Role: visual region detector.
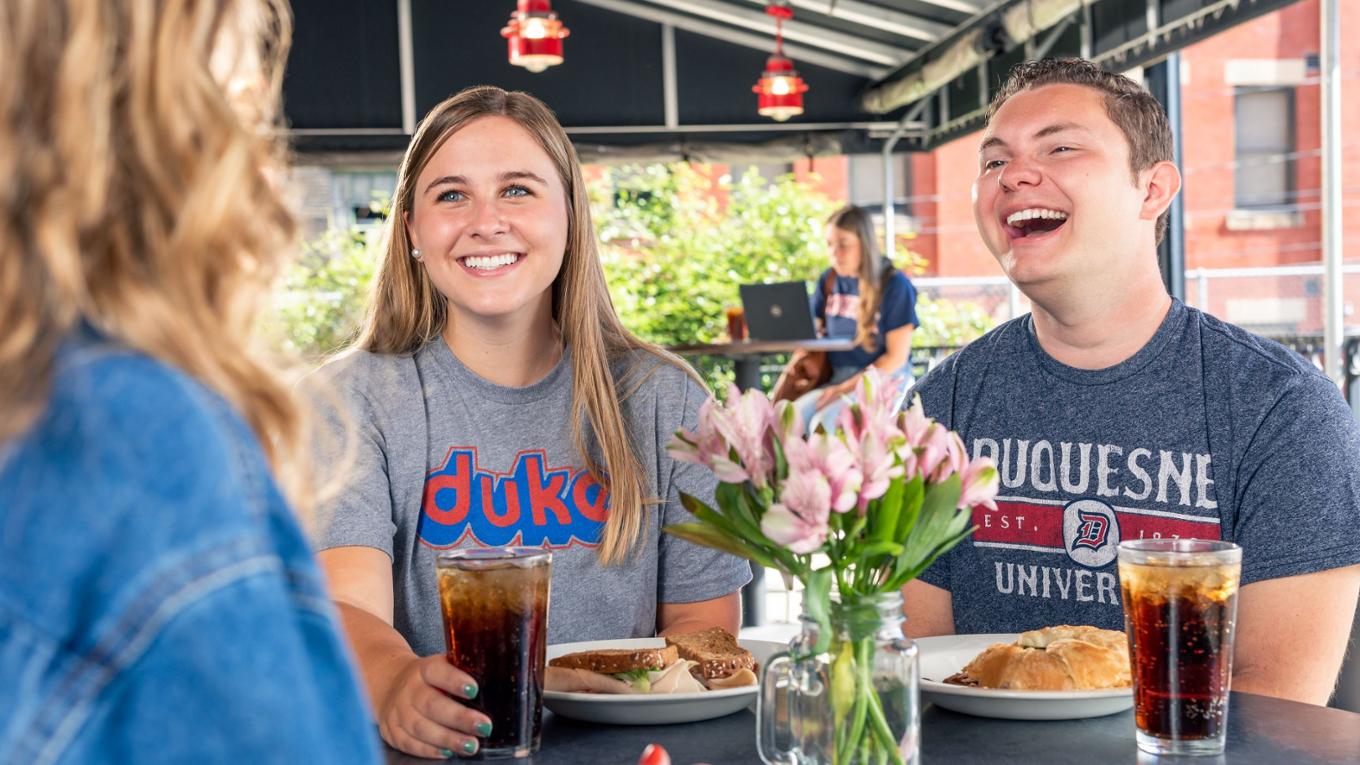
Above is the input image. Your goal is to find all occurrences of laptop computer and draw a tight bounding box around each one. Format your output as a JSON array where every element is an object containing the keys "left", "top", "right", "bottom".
[{"left": 739, "top": 281, "right": 818, "bottom": 341}]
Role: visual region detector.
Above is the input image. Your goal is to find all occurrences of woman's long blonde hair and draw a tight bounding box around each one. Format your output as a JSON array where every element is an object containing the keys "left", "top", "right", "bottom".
[
  {"left": 829, "top": 205, "right": 891, "bottom": 352},
  {"left": 0, "top": 0, "right": 313, "bottom": 510},
  {"left": 355, "top": 86, "right": 695, "bottom": 564}
]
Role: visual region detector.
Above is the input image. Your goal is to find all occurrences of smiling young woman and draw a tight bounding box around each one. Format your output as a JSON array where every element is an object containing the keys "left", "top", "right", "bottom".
[
  {"left": 789, "top": 204, "right": 920, "bottom": 434},
  {"left": 310, "top": 86, "right": 752, "bottom": 759}
]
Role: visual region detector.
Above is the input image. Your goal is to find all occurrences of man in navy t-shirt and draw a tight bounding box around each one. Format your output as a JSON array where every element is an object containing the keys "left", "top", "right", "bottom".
[{"left": 906, "top": 59, "right": 1360, "bottom": 706}]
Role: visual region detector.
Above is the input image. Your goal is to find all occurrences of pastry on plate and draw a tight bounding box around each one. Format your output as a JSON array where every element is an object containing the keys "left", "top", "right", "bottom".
[{"left": 943, "top": 625, "right": 1131, "bottom": 691}]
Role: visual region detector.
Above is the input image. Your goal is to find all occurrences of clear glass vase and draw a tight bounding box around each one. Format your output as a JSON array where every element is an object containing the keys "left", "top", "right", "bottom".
[{"left": 757, "top": 592, "right": 920, "bottom": 765}]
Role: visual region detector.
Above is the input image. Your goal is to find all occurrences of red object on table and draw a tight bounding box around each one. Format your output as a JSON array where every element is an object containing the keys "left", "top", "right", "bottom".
[{"left": 638, "top": 743, "right": 672, "bottom": 765}]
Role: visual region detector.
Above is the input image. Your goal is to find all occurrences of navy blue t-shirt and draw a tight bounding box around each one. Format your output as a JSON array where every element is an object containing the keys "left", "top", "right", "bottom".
[
  {"left": 911, "top": 300, "right": 1360, "bottom": 634},
  {"left": 811, "top": 266, "right": 919, "bottom": 370}
]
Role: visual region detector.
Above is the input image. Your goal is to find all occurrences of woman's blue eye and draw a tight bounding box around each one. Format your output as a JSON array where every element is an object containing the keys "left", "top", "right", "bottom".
[
  {"left": 504, "top": 185, "right": 530, "bottom": 198},
  {"left": 437, "top": 189, "right": 465, "bottom": 202}
]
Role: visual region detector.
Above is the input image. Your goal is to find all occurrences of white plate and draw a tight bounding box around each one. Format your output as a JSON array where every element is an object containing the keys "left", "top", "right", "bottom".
[
  {"left": 543, "top": 638, "right": 784, "bottom": 725},
  {"left": 917, "top": 633, "right": 1133, "bottom": 721}
]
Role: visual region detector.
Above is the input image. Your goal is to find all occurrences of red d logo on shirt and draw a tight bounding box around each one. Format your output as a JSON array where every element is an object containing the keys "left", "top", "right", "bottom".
[{"left": 1062, "top": 499, "right": 1120, "bottom": 568}]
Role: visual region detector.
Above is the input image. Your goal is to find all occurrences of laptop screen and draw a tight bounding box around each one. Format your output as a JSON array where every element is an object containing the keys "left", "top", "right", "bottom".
[{"left": 739, "top": 281, "right": 817, "bottom": 341}]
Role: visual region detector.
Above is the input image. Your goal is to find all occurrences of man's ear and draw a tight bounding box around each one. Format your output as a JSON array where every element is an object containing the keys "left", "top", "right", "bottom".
[{"left": 1140, "top": 160, "right": 1182, "bottom": 223}]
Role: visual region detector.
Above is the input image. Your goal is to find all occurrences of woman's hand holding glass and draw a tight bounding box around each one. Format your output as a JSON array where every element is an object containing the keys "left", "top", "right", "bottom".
[{"left": 378, "top": 654, "right": 493, "bottom": 759}]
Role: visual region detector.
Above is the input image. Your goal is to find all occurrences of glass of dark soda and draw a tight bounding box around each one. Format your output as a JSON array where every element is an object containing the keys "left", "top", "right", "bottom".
[
  {"left": 435, "top": 548, "right": 552, "bottom": 759},
  {"left": 1118, "top": 539, "right": 1241, "bottom": 756}
]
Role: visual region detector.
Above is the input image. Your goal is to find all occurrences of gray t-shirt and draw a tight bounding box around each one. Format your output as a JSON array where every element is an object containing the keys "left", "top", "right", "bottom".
[
  {"left": 313, "top": 341, "right": 751, "bottom": 657},
  {"left": 912, "top": 300, "right": 1360, "bottom": 634}
]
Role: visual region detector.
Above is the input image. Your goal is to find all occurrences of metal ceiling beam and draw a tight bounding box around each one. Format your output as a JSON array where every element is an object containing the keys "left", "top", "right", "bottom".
[
  {"left": 912, "top": 0, "right": 988, "bottom": 16},
  {"left": 396, "top": 0, "right": 416, "bottom": 134},
  {"left": 573, "top": 0, "right": 890, "bottom": 78},
  {"left": 731, "top": 0, "right": 952, "bottom": 44},
  {"left": 643, "top": 0, "right": 911, "bottom": 66},
  {"left": 565, "top": 120, "right": 919, "bottom": 134}
]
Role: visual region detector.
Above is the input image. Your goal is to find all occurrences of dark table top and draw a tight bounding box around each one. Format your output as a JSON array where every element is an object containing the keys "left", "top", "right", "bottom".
[
  {"left": 666, "top": 338, "right": 856, "bottom": 357},
  {"left": 386, "top": 692, "right": 1360, "bottom": 765}
]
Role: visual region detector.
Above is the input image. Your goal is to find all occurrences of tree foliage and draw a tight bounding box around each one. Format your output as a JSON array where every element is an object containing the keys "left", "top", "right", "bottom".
[
  {"left": 592, "top": 164, "right": 836, "bottom": 348},
  {"left": 272, "top": 223, "right": 380, "bottom": 362}
]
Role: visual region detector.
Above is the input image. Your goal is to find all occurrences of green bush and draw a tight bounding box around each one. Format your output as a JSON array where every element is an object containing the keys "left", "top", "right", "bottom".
[
  {"left": 272, "top": 223, "right": 380, "bottom": 362},
  {"left": 912, "top": 296, "right": 995, "bottom": 348}
]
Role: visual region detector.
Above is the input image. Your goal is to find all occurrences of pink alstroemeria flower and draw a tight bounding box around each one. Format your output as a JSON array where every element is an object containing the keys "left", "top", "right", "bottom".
[
  {"left": 898, "top": 395, "right": 933, "bottom": 449},
  {"left": 761, "top": 466, "right": 831, "bottom": 554},
  {"left": 707, "top": 385, "right": 777, "bottom": 490},
  {"left": 853, "top": 422, "right": 905, "bottom": 510},
  {"left": 784, "top": 431, "right": 862, "bottom": 514},
  {"left": 959, "top": 457, "right": 1000, "bottom": 511},
  {"left": 915, "top": 422, "right": 956, "bottom": 482},
  {"left": 667, "top": 397, "right": 748, "bottom": 485},
  {"left": 931, "top": 431, "right": 968, "bottom": 484}
]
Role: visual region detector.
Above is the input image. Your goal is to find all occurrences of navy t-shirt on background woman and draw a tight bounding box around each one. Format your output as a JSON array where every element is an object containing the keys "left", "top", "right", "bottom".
[{"left": 811, "top": 266, "right": 920, "bottom": 372}]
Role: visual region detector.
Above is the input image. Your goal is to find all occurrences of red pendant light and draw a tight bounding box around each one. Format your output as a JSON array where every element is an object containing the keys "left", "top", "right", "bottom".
[
  {"left": 501, "top": 0, "right": 570, "bottom": 73},
  {"left": 753, "top": 2, "right": 808, "bottom": 121}
]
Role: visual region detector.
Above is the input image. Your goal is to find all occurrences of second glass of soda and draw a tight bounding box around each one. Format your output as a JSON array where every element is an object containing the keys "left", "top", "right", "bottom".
[{"left": 1118, "top": 538, "right": 1241, "bottom": 756}]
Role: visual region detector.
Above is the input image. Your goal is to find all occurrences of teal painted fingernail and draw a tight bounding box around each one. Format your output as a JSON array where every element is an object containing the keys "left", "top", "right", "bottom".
[
  {"left": 462, "top": 740, "right": 478, "bottom": 754},
  {"left": 439, "top": 749, "right": 454, "bottom": 758},
  {"left": 475, "top": 721, "right": 493, "bottom": 736},
  {"left": 463, "top": 683, "right": 478, "bottom": 699}
]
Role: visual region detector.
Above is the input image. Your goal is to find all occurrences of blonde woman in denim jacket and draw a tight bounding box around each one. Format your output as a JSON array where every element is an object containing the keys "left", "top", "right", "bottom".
[{"left": 0, "top": 2, "right": 379, "bottom": 763}]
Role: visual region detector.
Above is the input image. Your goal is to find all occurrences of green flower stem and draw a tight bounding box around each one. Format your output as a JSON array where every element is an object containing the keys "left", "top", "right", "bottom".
[
  {"left": 859, "top": 629, "right": 905, "bottom": 765},
  {"left": 835, "top": 637, "right": 883, "bottom": 765},
  {"left": 865, "top": 679, "right": 905, "bottom": 765},
  {"left": 829, "top": 635, "right": 906, "bottom": 765}
]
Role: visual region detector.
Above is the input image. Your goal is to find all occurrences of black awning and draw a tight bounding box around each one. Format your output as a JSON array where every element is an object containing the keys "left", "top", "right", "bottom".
[{"left": 283, "top": 0, "right": 1302, "bottom": 159}]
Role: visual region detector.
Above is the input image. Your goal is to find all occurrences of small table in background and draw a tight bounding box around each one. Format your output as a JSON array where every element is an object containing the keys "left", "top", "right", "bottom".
[
  {"left": 665, "top": 337, "right": 855, "bottom": 627},
  {"left": 666, "top": 337, "right": 855, "bottom": 392}
]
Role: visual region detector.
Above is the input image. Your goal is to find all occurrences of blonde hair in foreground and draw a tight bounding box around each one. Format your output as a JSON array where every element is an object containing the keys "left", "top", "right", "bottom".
[
  {"left": 0, "top": 0, "right": 314, "bottom": 513},
  {"left": 356, "top": 86, "right": 697, "bottom": 564}
]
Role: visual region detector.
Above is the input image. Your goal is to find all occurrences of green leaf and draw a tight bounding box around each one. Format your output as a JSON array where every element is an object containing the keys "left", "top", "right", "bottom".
[
  {"left": 717, "top": 483, "right": 761, "bottom": 536},
  {"left": 771, "top": 429, "right": 789, "bottom": 482},
  {"left": 610, "top": 668, "right": 653, "bottom": 692},
  {"left": 679, "top": 492, "right": 719, "bottom": 520},
  {"left": 714, "top": 481, "right": 745, "bottom": 516},
  {"left": 843, "top": 511, "right": 869, "bottom": 546},
  {"left": 662, "top": 523, "right": 779, "bottom": 570},
  {"left": 869, "top": 477, "right": 906, "bottom": 544},
  {"left": 885, "top": 523, "right": 976, "bottom": 590},
  {"left": 679, "top": 493, "right": 745, "bottom": 538},
  {"left": 859, "top": 541, "right": 904, "bottom": 559},
  {"left": 893, "top": 475, "right": 925, "bottom": 545},
  {"left": 913, "top": 475, "right": 963, "bottom": 545},
  {"left": 803, "top": 568, "right": 833, "bottom": 654}
]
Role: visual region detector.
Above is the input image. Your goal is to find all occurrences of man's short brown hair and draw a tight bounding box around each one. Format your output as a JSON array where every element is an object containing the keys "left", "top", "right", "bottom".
[{"left": 988, "top": 58, "right": 1175, "bottom": 243}]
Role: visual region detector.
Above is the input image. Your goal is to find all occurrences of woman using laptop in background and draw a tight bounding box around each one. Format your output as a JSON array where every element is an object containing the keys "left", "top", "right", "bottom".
[
  {"left": 312, "top": 85, "right": 751, "bottom": 759},
  {"left": 793, "top": 204, "right": 920, "bottom": 432},
  {"left": 0, "top": 1, "right": 379, "bottom": 762}
]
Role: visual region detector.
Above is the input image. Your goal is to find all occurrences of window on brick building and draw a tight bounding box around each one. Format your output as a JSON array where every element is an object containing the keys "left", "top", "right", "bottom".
[
  {"left": 753, "top": 162, "right": 794, "bottom": 182},
  {"left": 848, "top": 153, "right": 911, "bottom": 217},
  {"left": 1233, "top": 86, "right": 1295, "bottom": 211}
]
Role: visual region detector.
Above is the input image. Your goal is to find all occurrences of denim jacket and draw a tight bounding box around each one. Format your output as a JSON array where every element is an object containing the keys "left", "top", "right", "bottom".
[{"left": 0, "top": 331, "right": 381, "bottom": 764}]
